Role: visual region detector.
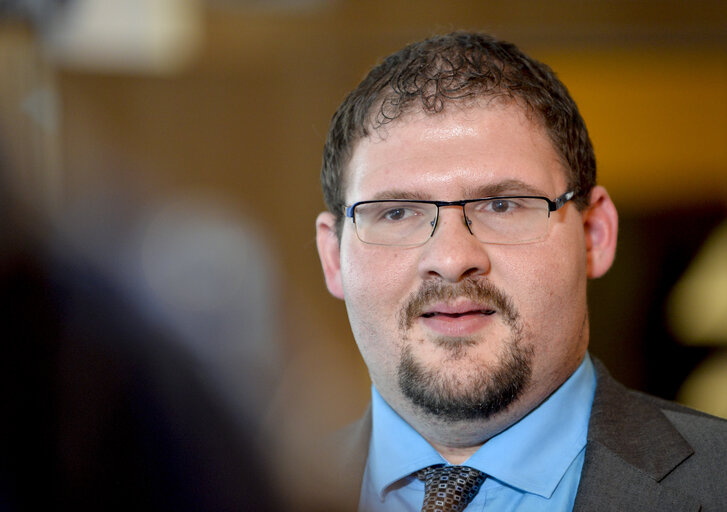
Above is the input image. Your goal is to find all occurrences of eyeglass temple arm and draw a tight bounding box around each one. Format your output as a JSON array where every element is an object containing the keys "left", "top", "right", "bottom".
[{"left": 553, "top": 191, "right": 575, "bottom": 211}]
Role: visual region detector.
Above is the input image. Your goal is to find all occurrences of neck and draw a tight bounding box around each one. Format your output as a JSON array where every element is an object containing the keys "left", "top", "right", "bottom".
[
  {"left": 397, "top": 397, "right": 537, "bottom": 465},
  {"left": 429, "top": 440, "right": 483, "bottom": 465}
]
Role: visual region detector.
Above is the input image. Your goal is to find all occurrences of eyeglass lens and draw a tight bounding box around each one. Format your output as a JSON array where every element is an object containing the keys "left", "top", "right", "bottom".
[{"left": 353, "top": 197, "right": 551, "bottom": 246}]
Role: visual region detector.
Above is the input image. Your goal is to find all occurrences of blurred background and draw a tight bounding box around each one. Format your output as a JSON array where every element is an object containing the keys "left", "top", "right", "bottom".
[{"left": 1, "top": 0, "right": 726, "bottom": 509}]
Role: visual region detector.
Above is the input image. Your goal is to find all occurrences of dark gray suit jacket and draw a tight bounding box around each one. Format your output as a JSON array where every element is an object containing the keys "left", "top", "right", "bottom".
[{"left": 325, "top": 360, "right": 727, "bottom": 511}]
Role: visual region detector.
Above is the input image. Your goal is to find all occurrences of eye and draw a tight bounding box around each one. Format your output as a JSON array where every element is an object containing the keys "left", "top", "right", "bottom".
[
  {"left": 382, "top": 207, "right": 415, "bottom": 221},
  {"left": 470, "top": 198, "right": 526, "bottom": 217},
  {"left": 490, "top": 199, "right": 513, "bottom": 213},
  {"left": 476, "top": 198, "right": 521, "bottom": 214},
  {"left": 355, "top": 201, "right": 430, "bottom": 225}
]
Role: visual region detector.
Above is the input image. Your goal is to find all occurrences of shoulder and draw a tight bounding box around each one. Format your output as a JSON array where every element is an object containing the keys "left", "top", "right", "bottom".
[
  {"left": 630, "top": 387, "right": 727, "bottom": 501},
  {"left": 329, "top": 405, "right": 372, "bottom": 471},
  {"left": 632, "top": 386, "right": 727, "bottom": 438},
  {"left": 576, "top": 359, "right": 727, "bottom": 511},
  {"left": 592, "top": 360, "right": 727, "bottom": 448},
  {"left": 308, "top": 406, "right": 372, "bottom": 511}
]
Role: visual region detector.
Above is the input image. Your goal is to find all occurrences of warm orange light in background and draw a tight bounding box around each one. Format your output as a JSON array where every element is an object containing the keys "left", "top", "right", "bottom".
[{"left": 547, "top": 48, "right": 727, "bottom": 209}]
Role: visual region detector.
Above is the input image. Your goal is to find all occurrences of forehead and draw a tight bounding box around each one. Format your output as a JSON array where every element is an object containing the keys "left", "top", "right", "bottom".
[{"left": 345, "top": 103, "right": 567, "bottom": 201}]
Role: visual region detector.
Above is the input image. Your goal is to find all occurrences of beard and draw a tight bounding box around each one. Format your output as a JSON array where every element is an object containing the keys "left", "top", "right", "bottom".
[{"left": 397, "top": 279, "right": 534, "bottom": 422}]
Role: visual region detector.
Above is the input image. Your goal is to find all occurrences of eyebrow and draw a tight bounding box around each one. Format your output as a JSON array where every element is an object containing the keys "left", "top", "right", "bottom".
[
  {"left": 370, "top": 190, "right": 431, "bottom": 201},
  {"left": 368, "top": 179, "right": 550, "bottom": 201},
  {"left": 463, "top": 180, "right": 548, "bottom": 198}
]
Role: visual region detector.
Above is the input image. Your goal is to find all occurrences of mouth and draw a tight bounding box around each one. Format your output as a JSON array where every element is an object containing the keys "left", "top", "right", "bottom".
[
  {"left": 400, "top": 280, "right": 516, "bottom": 334},
  {"left": 416, "top": 301, "right": 499, "bottom": 337},
  {"left": 421, "top": 309, "right": 496, "bottom": 319},
  {"left": 420, "top": 300, "right": 497, "bottom": 318}
]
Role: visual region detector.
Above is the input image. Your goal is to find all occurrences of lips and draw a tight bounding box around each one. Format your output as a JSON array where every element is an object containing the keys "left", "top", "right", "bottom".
[
  {"left": 421, "top": 309, "right": 496, "bottom": 319},
  {"left": 418, "top": 301, "right": 498, "bottom": 336},
  {"left": 420, "top": 301, "right": 497, "bottom": 318}
]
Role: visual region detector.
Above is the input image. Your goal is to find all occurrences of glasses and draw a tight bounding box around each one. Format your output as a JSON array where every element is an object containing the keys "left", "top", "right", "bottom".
[{"left": 345, "top": 191, "right": 574, "bottom": 247}]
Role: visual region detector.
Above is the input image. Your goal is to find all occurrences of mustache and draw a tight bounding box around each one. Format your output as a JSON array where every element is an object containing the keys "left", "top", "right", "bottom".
[{"left": 399, "top": 279, "right": 518, "bottom": 330}]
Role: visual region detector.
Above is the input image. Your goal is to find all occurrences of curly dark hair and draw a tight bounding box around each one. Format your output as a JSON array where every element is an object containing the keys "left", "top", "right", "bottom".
[{"left": 321, "top": 31, "right": 596, "bottom": 234}]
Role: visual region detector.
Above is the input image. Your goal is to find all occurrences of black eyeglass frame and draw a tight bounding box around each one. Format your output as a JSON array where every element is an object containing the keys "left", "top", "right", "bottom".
[{"left": 344, "top": 190, "right": 575, "bottom": 244}]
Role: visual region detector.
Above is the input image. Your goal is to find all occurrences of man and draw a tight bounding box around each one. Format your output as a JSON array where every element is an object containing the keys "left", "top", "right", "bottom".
[{"left": 315, "top": 32, "right": 727, "bottom": 511}]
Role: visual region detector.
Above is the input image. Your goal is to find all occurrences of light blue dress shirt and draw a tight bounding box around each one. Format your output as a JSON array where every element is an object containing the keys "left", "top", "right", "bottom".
[{"left": 358, "top": 354, "right": 596, "bottom": 511}]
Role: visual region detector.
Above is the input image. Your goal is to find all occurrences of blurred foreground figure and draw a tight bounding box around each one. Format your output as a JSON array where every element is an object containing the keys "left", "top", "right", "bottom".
[
  {"left": 314, "top": 32, "right": 727, "bottom": 511},
  {"left": 1, "top": 182, "right": 282, "bottom": 510}
]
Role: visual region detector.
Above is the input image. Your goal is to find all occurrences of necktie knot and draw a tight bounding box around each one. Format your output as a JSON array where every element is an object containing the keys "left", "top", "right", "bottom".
[{"left": 415, "top": 465, "right": 486, "bottom": 512}]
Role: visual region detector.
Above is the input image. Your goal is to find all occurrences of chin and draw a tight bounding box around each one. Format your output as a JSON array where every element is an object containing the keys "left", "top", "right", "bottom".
[{"left": 397, "top": 339, "right": 534, "bottom": 422}]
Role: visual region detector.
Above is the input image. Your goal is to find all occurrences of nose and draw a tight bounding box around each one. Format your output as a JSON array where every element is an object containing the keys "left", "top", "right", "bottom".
[{"left": 417, "top": 206, "right": 492, "bottom": 282}]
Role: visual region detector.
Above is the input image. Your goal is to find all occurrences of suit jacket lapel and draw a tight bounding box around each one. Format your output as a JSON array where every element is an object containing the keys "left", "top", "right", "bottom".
[{"left": 573, "top": 361, "right": 700, "bottom": 511}]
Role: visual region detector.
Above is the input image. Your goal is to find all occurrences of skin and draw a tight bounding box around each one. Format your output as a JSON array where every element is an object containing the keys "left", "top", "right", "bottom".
[{"left": 317, "top": 102, "right": 618, "bottom": 464}]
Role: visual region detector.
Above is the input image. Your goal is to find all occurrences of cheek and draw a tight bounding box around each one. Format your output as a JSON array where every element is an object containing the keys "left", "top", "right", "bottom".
[
  {"left": 499, "top": 243, "right": 588, "bottom": 341},
  {"left": 342, "top": 243, "right": 412, "bottom": 298},
  {"left": 339, "top": 244, "right": 421, "bottom": 383},
  {"left": 339, "top": 243, "right": 418, "bottom": 334}
]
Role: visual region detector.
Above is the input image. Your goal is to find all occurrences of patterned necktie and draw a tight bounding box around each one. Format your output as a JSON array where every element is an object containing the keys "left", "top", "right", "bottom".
[{"left": 416, "top": 465, "right": 486, "bottom": 512}]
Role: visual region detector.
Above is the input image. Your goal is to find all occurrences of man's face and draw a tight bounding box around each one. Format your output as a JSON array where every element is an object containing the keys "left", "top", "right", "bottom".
[{"left": 317, "top": 102, "right": 613, "bottom": 430}]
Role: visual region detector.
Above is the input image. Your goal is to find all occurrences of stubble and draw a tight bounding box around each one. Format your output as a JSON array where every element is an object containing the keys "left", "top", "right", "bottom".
[{"left": 397, "top": 279, "right": 534, "bottom": 422}]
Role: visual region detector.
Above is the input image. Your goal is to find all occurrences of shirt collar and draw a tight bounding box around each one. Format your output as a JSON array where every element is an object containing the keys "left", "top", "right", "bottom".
[{"left": 368, "top": 353, "right": 596, "bottom": 500}]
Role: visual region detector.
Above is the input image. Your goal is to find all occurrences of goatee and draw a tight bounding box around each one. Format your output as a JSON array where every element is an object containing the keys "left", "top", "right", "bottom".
[{"left": 397, "top": 279, "right": 533, "bottom": 422}]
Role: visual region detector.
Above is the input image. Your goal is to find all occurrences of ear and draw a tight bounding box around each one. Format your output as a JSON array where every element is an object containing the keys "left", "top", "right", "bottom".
[
  {"left": 316, "top": 211, "right": 345, "bottom": 299},
  {"left": 583, "top": 186, "right": 618, "bottom": 278}
]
